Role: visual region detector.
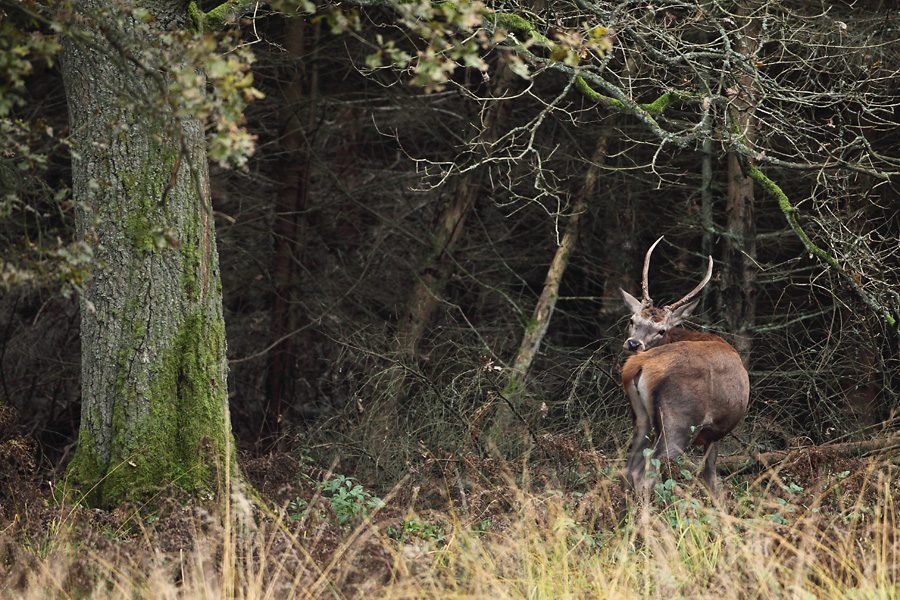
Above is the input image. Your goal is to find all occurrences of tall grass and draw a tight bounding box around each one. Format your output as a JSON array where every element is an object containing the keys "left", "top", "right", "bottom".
[{"left": 4, "top": 458, "right": 900, "bottom": 599}]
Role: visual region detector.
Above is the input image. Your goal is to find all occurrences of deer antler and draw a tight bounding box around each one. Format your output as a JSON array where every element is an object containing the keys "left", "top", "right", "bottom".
[
  {"left": 641, "top": 236, "right": 664, "bottom": 306},
  {"left": 664, "top": 255, "right": 713, "bottom": 311}
]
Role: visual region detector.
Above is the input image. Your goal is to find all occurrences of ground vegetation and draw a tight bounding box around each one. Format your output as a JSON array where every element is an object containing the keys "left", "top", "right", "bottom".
[{"left": 2, "top": 0, "right": 900, "bottom": 595}]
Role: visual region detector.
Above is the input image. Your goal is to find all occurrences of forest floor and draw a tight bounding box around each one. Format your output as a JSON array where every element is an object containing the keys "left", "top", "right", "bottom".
[{"left": 1, "top": 437, "right": 899, "bottom": 599}]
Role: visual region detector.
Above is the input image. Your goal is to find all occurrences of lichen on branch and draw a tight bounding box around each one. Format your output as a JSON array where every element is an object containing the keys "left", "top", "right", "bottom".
[
  {"left": 187, "top": 0, "right": 258, "bottom": 33},
  {"left": 743, "top": 161, "right": 898, "bottom": 333}
]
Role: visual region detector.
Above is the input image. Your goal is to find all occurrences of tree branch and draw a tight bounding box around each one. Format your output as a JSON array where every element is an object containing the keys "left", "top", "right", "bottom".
[{"left": 717, "top": 434, "right": 900, "bottom": 475}]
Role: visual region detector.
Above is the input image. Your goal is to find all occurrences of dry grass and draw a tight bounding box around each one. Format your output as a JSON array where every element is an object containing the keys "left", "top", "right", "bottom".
[{"left": 3, "top": 453, "right": 900, "bottom": 599}]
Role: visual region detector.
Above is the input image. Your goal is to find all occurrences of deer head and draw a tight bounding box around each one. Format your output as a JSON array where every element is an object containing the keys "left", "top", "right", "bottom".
[{"left": 619, "top": 236, "right": 713, "bottom": 353}]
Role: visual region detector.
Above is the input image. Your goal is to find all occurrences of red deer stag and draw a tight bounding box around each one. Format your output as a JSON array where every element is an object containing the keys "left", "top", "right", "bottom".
[{"left": 619, "top": 237, "right": 749, "bottom": 497}]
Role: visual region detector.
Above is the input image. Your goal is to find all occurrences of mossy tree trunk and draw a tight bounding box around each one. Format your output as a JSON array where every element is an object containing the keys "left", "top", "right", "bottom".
[{"left": 61, "top": 0, "right": 234, "bottom": 508}]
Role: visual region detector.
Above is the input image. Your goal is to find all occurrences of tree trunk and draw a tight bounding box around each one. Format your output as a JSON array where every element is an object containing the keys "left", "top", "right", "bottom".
[
  {"left": 507, "top": 132, "right": 612, "bottom": 389},
  {"left": 265, "top": 16, "right": 317, "bottom": 442},
  {"left": 721, "top": 14, "right": 758, "bottom": 366},
  {"left": 381, "top": 58, "right": 516, "bottom": 458},
  {"left": 61, "top": 0, "right": 233, "bottom": 507},
  {"left": 723, "top": 150, "right": 757, "bottom": 363},
  {"left": 699, "top": 137, "right": 714, "bottom": 315},
  {"left": 396, "top": 59, "right": 516, "bottom": 357},
  {"left": 396, "top": 175, "right": 479, "bottom": 357}
]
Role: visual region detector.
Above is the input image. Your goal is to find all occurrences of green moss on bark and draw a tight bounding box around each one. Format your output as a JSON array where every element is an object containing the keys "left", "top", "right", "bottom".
[
  {"left": 102, "top": 313, "right": 229, "bottom": 507},
  {"left": 120, "top": 141, "right": 179, "bottom": 254},
  {"left": 69, "top": 312, "right": 231, "bottom": 509},
  {"left": 493, "top": 13, "right": 535, "bottom": 36},
  {"left": 186, "top": 1, "right": 205, "bottom": 33},
  {"left": 62, "top": 0, "right": 235, "bottom": 511},
  {"left": 64, "top": 427, "right": 105, "bottom": 506},
  {"left": 187, "top": 0, "right": 255, "bottom": 33}
]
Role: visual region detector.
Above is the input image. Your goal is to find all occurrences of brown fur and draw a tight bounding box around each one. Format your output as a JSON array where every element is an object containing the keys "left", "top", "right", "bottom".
[
  {"left": 664, "top": 326, "right": 725, "bottom": 345},
  {"left": 621, "top": 334, "right": 749, "bottom": 497}
]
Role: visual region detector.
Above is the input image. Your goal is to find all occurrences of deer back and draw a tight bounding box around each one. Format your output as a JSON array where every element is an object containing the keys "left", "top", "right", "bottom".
[{"left": 622, "top": 338, "right": 749, "bottom": 446}]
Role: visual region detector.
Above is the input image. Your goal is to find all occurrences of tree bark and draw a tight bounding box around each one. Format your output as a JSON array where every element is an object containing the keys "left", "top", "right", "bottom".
[
  {"left": 61, "top": 0, "right": 233, "bottom": 507},
  {"left": 699, "top": 137, "right": 714, "bottom": 315},
  {"left": 721, "top": 14, "right": 758, "bottom": 366},
  {"left": 396, "top": 176, "right": 479, "bottom": 357},
  {"left": 723, "top": 150, "right": 757, "bottom": 363},
  {"left": 265, "top": 16, "right": 317, "bottom": 442}
]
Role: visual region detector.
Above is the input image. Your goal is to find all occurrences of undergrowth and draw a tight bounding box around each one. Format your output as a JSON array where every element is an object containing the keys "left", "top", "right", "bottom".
[{"left": 3, "top": 452, "right": 900, "bottom": 599}]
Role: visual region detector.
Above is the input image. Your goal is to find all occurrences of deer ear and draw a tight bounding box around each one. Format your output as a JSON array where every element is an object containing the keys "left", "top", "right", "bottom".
[
  {"left": 620, "top": 288, "right": 643, "bottom": 315},
  {"left": 668, "top": 297, "right": 700, "bottom": 325}
]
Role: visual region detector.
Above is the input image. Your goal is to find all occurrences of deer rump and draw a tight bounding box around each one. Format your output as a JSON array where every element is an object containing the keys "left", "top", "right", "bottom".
[{"left": 621, "top": 339, "right": 750, "bottom": 493}]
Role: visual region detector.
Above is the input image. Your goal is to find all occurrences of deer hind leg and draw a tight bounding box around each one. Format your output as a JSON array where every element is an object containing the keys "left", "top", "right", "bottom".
[
  {"left": 624, "top": 372, "right": 652, "bottom": 492},
  {"left": 700, "top": 440, "right": 720, "bottom": 496},
  {"left": 624, "top": 418, "right": 652, "bottom": 492},
  {"left": 638, "top": 423, "right": 693, "bottom": 496}
]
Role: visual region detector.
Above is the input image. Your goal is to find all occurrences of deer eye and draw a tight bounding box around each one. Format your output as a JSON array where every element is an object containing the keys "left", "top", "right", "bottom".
[{"left": 657, "top": 329, "right": 665, "bottom": 336}]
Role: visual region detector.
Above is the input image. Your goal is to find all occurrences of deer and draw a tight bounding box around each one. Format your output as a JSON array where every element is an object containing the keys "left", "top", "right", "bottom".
[{"left": 619, "top": 237, "right": 749, "bottom": 498}]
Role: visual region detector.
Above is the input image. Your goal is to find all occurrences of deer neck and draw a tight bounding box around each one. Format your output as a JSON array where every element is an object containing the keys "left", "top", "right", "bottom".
[{"left": 666, "top": 327, "right": 725, "bottom": 345}]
